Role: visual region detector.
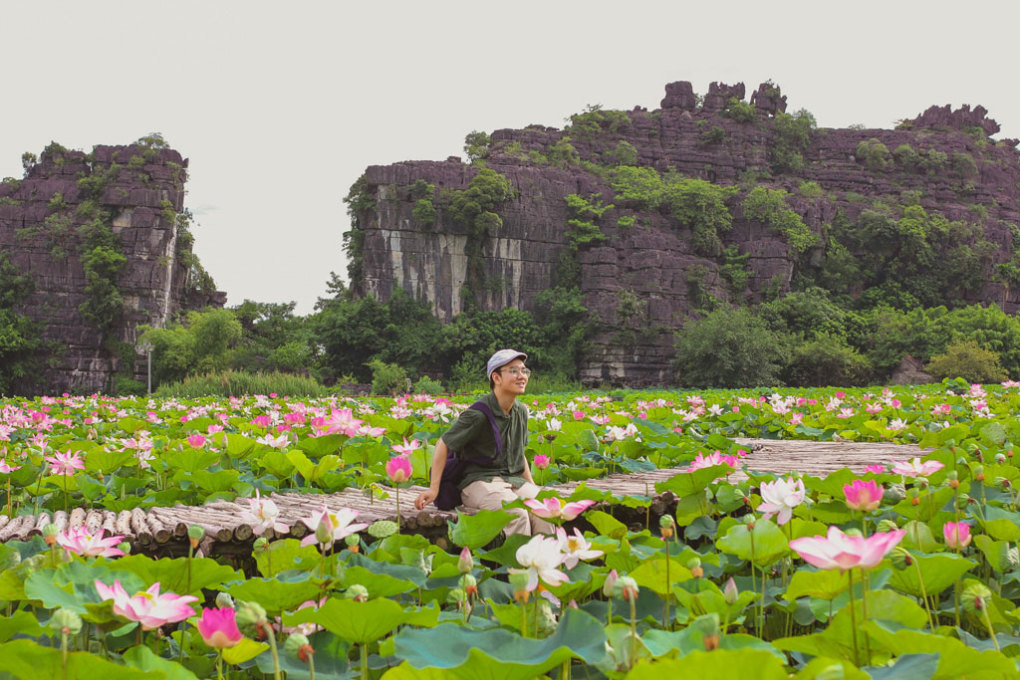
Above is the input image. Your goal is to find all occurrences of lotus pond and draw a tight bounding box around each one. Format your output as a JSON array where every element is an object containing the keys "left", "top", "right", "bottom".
[{"left": 1, "top": 380, "right": 1020, "bottom": 678}]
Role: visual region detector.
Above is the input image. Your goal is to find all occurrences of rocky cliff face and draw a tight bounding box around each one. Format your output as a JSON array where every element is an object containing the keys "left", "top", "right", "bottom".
[
  {"left": 347, "top": 81, "right": 1020, "bottom": 386},
  {"left": 0, "top": 142, "right": 223, "bottom": 394}
]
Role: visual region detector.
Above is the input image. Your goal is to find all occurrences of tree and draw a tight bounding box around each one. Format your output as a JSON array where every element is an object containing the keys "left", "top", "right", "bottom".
[
  {"left": 675, "top": 307, "right": 787, "bottom": 388},
  {"left": 927, "top": 340, "right": 1007, "bottom": 383}
]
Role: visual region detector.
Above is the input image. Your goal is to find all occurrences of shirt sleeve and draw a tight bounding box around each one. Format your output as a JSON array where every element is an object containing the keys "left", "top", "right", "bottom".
[{"left": 440, "top": 407, "right": 485, "bottom": 453}]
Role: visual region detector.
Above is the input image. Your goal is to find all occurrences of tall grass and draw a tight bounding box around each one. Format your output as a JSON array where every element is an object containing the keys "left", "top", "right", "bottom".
[{"left": 154, "top": 370, "right": 331, "bottom": 398}]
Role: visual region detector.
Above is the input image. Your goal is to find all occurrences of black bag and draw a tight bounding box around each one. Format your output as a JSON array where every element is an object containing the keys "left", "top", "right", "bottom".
[{"left": 435, "top": 401, "right": 503, "bottom": 510}]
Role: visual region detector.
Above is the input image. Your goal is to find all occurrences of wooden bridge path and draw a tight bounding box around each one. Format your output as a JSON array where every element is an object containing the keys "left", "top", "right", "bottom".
[{"left": 0, "top": 438, "right": 927, "bottom": 554}]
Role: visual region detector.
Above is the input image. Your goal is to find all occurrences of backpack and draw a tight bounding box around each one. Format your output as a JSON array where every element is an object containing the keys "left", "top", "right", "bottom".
[{"left": 434, "top": 401, "right": 503, "bottom": 511}]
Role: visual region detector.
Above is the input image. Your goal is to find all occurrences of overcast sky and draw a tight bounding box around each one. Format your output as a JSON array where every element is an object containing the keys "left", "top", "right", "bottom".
[{"left": 3, "top": 1, "right": 1018, "bottom": 315}]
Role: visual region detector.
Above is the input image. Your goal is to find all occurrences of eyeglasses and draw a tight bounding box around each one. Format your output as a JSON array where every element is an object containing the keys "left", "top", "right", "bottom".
[{"left": 500, "top": 367, "right": 532, "bottom": 377}]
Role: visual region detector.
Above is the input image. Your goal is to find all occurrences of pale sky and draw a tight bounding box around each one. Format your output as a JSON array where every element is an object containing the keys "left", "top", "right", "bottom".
[{"left": 3, "top": 1, "right": 1018, "bottom": 314}]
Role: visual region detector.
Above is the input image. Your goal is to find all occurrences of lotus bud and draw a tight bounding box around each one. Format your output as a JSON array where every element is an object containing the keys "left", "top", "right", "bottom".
[
  {"left": 284, "top": 633, "right": 314, "bottom": 663},
  {"left": 918, "top": 477, "right": 930, "bottom": 489},
  {"left": 235, "top": 600, "right": 268, "bottom": 636},
  {"left": 510, "top": 571, "right": 531, "bottom": 603},
  {"left": 947, "top": 471, "right": 959, "bottom": 489},
  {"left": 52, "top": 608, "right": 82, "bottom": 635},
  {"left": 546, "top": 432, "right": 557, "bottom": 442},
  {"left": 995, "top": 476, "right": 1011, "bottom": 490},
  {"left": 955, "top": 456, "right": 968, "bottom": 467},
  {"left": 43, "top": 524, "right": 60, "bottom": 546},
  {"left": 660, "top": 514, "right": 676, "bottom": 540},
  {"left": 694, "top": 613, "right": 720, "bottom": 651},
  {"left": 314, "top": 518, "right": 333, "bottom": 547},
  {"left": 962, "top": 582, "right": 992, "bottom": 614},
  {"left": 996, "top": 453, "right": 1007, "bottom": 465},
  {"left": 877, "top": 519, "right": 899, "bottom": 534},
  {"left": 974, "top": 465, "right": 985, "bottom": 482},
  {"left": 890, "top": 546, "right": 913, "bottom": 569},
  {"left": 843, "top": 528, "right": 863, "bottom": 538},
  {"left": 687, "top": 557, "right": 703, "bottom": 579},
  {"left": 723, "top": 577, "right": 738, "bottom": 605},
  {"left": 614, "top": 575, "right": 639, "bottom": 602},
  {"left": 956, "top": 494, "right": 971, "bottom": 510},
  {"left": 253, "top": 537, "right": 268, "bottom": 553},
  {"left": 215, "top": 592, "right": 235, "bottom": 609},
  {"left": 1008, "top": 545, "right": 1020, "bottom": 571},
  {"left": 345, "top": 584, "right": 369, "bottom": 602},
  {"left": 602, "top": 569, "right": 618, "bottom": 598},
  {"left": 742, "top": 515, "right": 755, "bottom": 530},
  {"left": 447, "top": 587, "right": 467, "bottom": 605},
  {"left": 345, "top": 534, "right": 360, "bottom": 553},
  {"left": 188, "top": 524, "right": 204, "bottom": 549},
  {"left": 883, "top": 483, "right": 906, "bottom": 503},
  {"left": 460, "top": 573, "right": 478, "bottom": 597},
  {"left": 909, "top": 488, "right": 921, "bottom": 506},
  {"left": 118, "top": 541, "right": 131, "bottom": 554},
  {"left": 458, "top": 547, "right": 473, "bottom": 574}
]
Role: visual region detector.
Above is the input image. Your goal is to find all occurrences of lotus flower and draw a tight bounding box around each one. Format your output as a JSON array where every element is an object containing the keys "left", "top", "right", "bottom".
[
  {"left": 240, "top": 490, "right": 287, "bottom": 536},
  {"left": 94, "top": 580, "right": 198, "bottom": 629},
  {"left": 757, "top": 477, "right": 806, "bottom": 525},
  {"left": 196, "top": 606, "right": 243, "bottom": 649},
  {"left": 186, "top": 434, "right": 206, "bottom": 449},
  {"left": 843, "top": 480, "right": 883, "bottom": 512},
  {"left": 556, "top": 527, "right": 603, "bottom": 569},
  {"left": 45, "top": 450, "right": 84, "bottom": 476},
  {"left": 385, "top": 455, "right": 412, "bottom": 484},
  {"left": 300, "top": 506, "right": 368, "bottom": 548},
  {"left": 523, "top": 497, "right": 595, "bottom": 521},
  {"left": 390, "top": 437, "right": 421, "bottom": 456},
  {"left": 508, "top": 534, "right": 569, "bottom": 592},
  {"left": 889, "top": 457, "right": 944, "bottom": 477},
  {"left": 943, "top": 521, "right": 972, "bottom": 550},
  {"left": 533, "top": 454, "right": 550, "bottom": 470},
  {"left": 789, "top": 526, "right": 905, "bottom": 571},
  {"left": 0, "top": 459, "right": 21, "bottom": 474},
  {"left": 56, "top": 527, "right": 125, "bottom": 558}
]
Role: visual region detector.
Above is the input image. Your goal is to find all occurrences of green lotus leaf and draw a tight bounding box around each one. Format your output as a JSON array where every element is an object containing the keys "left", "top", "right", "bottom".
[
  {"left": 284, "top": 597, "right": 410, "bottom": 644},
  {"left": 974, "top": 534, "right": 1015, "bottom": 574},
  {"left": 793, "top": 657, "right": 870, "bottom": 680},
  {"left": 891, "top": 487, "right": 955, "bottom": 522},
  {"left": 222, "top": 433, "right": 257, "bottom": 458},
  {"left": 785, "top": 568, "right": 848, "bottom": 601},
  {"left": 587, "top": 510, "right": 628, "bottom": 539},
  {"left": 476, "top": 533, "right": 531, "bottom": 568},
  {"left": 345, "top": 552, "right": 428, "bottom": 588},
  {"left": 107, "top": 554, "right": 239, "bottom": 596},
  {"left": 0, "top": 610, "right": 44, "bottom": 642},
  {"left": 85, "top": 447, "right": 136, "bottom": 474},
  {"left": 225, "top": 577, "right": 321, "bottom": 614},
  {"left": 716, "top": 519, "right": 789, "bottom": 567},
  {"left": 296, "top": 433, "right": 347, "bottom": 458},
  {"left": 656, "top": 466, "right": 732, "bottom": 497},
  {"left": 123, "top": 645, "right": 199, "bottom": 680},
  {"left": 340, "top": 565, "right": 417, "bottom": 598},
  {"left": 26, "top": 561, "right": 144, "bottom": 614},
  {"left": 800, "top": 468, "right": 859, "bottom": 499},
  {"left": 981, "top": 505, "right": 1020, "bottom": 541},
  {"left": 116, "top": 417, "right": 150, "bottom": 434},
  {"left": 864, "top": 619, "right": 1015, "bottom": 679},
  {"left": 221, "top": 637, "right": 269, "bottom": 665},
  {"left": 392, "top": 607, "right": 607, "bottom": 678},
  {"left": 189, "top": 469, "right": 240, "bottom": 492},
  {"left": 888, "top": 551, "right": 976, "bottom": 597},
  {"left": 449, "top": 509, "right": 513, "bottom": 549},
  {"left": 629, "top": 557, "right": 692, "bottom": 597},
  {"left": 256, "top": 538, "right": 321, "bottom": 577},
  {"left": 624, "top": 648, "right": 788, "bottom": 679},
  {"left": 0, "top": 639, "right": 158, "bottom": 680},
  {"left": 864, "top": 652, "right": 944, "bottom": 680},
  {"left": 258, "top": 449, "right": 296, "bottom": 477}
]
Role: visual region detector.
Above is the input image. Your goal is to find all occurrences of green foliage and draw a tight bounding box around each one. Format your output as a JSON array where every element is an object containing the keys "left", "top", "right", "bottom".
[
  {"left": 770, "top": 109, "right": 815, "bottom": 173},
  {"left": 413, "top": 375, "right": 445, "bottom": 394},
  {"left": 547, "top": 137, "right": 580, "bottom": 168},
  {"left": 463, "top": 131, "right": 490, "bottom": 162},
  {"left": 0, "top": 254, "right": 45, "bottom": 394},
  {"left": 784, "top": 333, "right": 872, "bottom": 387},
  {"left": 664, "top": 177, "right": 737, "bottom": 257},
  {"left": 79, "top": 246, "right": 126, "bottom": 331},
  {"left": 723, "top": 98, "right": 756, "bottom": 123},
  {"left": 855, "top": 138, "right": 892, "bottom": 171},
  {"left": 138, "top": 308, "right": 245, "bottom": 387},
  {"left": 741, "top": 187, "right": 818, "bottom": 253},
  {"left": 155, "top": 370, "right": 328, "bottom": 398},
  {"left": 952, "top": 152, "right": 978, "bottom": 177},
  {"left": 567, "top": 105, "right": 631, "bottom": 137},
  {"left": 412, "top": 198, "right": 436, "bottom": 226},
  {"left": 610, "top": 140, "right": 638, "bottom": 165},
  {"left": 926, "top": 339, "right": 1007, "bottom": 383},
  {"left": 894, "top": 143, "right": 919, "bottom": 168},
  {"left": 675, "top": 307, "right": 787, "bottom": 387},
  {"left": 917, "top": 148, "right": 948, "bottom": 174},
  {"left": 616, "top": 215, "right": 636, "bottom": 228},
  {"left": 609, "top": 166, "right": 666, "bottom": 210},
  {"left": 367, "top": 358, "right": 409, "bottom": 395},
  {"left": 564, "top": 193, "right": 613, "bottom": 250},
  {"left": 796, "top": 181, "right": 823, "bottom": 198},
  {"left": 446, "top": 168, "right": 515, "bottom": 235},
  {"left": 231, "top": 300, "right": 314, "bottom": 375},
  {"left": 699, "top": 124, "right": 727, "bottom": 146},
  {"left": 719, "top": 245, "right": 752, "bottom": 293}
]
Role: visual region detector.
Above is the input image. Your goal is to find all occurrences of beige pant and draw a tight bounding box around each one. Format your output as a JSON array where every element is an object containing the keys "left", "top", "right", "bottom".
[{"left": 460, "top": 477, "right": 556, "bottom": 537}]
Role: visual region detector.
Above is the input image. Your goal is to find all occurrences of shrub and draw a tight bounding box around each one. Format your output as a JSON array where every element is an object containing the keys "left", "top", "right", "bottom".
[
  {"left": 894, "top": 144, "right": 919, "bottom": 169},
  {"left": 664, "top": 178, "right": 737, "bottom": 257},
  {"left": 855, "top": 138, "right": 891, "bottom": 171},
  {"left": 413, "top": 376, "right": 445, "bottom": 395},
  {"left": 699, "top": 125, "right": 727, "bottom": 145},
  {"left": 741, "top": 187, "right": 818, "bottom": 253},
  {"left": 367, "top": 358, "right": 409, "bottom": 395},
  {"left": 463, "top": 131, "right": 490, "bottom": 162},
  {"left": 784, "top": 333, "right": 872, "bottom": 387},
  {"left": 952, "top": 152, "right": 978, "bottom": 178},
  {"left": 610, "top": 140, "right": 638, "bottom": 166},
  {"left": 724, "top": 98, "right": 756, "bottom": 123},
  {"left": 155, "top": 370, "right": 328, "bottom": 397},
  {"left": 797, "top": 181, "right": 823, "bottom": 198},
  {"left": 609, "top": 166, "right": 665, "bottom": 210},
  {"left": 926, "top": 340, "right": 1007, "bottom": 383},
  {"left": 675, "top": 307, "right": 787, "bottom": 387},
  {"left": 770, "top": 109, "right": 815, "bottom": 173},
  {"left": 412, "top": 198, "right": 436, "bottom": 226},
  {"left": 548, "top": 137, "right": 580, "bottom": 168}
]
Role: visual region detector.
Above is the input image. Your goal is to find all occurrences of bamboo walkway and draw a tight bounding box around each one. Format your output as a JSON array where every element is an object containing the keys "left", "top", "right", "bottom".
[{"left": 0, "top": 438, "right": 926, "bottom": 555}]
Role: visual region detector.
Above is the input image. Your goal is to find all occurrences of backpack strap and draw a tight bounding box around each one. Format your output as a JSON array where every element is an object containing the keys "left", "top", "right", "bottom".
[{"left": 469, "top": 401, "right": 503, "bottom": 455}]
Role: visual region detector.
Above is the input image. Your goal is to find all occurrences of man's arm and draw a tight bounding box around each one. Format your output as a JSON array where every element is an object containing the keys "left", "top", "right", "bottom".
[
  {"left": 414, "top": 437, "right": 449, "bottom": 510},
  {"left": 521, "top": 454, "right": 536, "bottom": 485}
]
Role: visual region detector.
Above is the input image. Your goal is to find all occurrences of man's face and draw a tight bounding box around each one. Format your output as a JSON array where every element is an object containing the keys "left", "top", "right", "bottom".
[{"left": 493, "top": 359, "right": 529, "bottom": 395}]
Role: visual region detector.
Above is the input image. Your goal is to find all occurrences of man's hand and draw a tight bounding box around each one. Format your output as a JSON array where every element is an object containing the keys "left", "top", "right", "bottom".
[{"left": 414, "top": 488, "right": 437, "bottom": 510}]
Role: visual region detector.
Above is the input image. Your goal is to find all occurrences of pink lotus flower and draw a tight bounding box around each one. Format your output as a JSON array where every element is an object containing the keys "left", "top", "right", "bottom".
[
  {"left": 523, "top": 497, "right": 596, "bottom": 521},
  {"left": 94, "top": 579, "right": 198, "bottom": 629},
  {"left": 757, "top": 477, "right": 806, "bottom": 525},
  {"left": 196, "top": 607, "right": 243, "bottom": 649},
  {"left": 943, "top": 521, "right": 972, "bottom": 550},
  {"left": 863, "top": 464, "right": 886, "bottom": 474},
  {"left": 57, "top": 527, "right": 125, "bottom": 558},
  {"left": 385, "top": 455, "right": 412, "bottom": 484},
  {"left": 789, "top": 412, "right": 804, "bottom": 426},
  {"left": 0, "top": 458, "right": 21, "bottom": 474},
  {"left": 508, "top": 534, "right": 569, "bottom": 592},
  {"left": 390, "top": 437, "right": 421, "bottom": 456},
  {"left": 789, "top": 526, "right": 905, "bottom": 571},
  {"left": 556, "top": 527, "right": 603, "bottom": 569},
  {"left": 45, "top": 450, "right": 84, "bottom": 476},
  {"left": 240, "top": 490, "right": 287, "bottom": 536},
  {"left": 889, "top": 457, "right": 944, "bottom": 477},
  {"left": 186, "top": 434, "right": 206, "bottom": 449},
  {"left": 533, "top": 454, "right": 550, "bottom": 470},
  {"left": 685, "top": 450, "right": 739, "bottom": 474},
  {"left": 843, "top": 480, "right": 883, "bottom": 512},
  {"left": 300, "top": 506, "right": 368, "bottom": 548}
]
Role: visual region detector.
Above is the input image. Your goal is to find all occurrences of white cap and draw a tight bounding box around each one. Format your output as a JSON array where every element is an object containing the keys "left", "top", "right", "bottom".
[{"left": 486, "top": 349, "right": 528, "bottom": 378}]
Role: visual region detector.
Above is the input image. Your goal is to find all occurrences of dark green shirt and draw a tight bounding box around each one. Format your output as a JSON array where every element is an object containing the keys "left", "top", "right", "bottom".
[{"left": 441, "top": 391, "right": 529, "bottom": 490}]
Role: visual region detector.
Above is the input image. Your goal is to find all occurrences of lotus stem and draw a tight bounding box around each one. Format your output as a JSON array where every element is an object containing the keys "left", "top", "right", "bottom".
[
  {"left": 663, "top": 539, "right": 670, "bottom": 628},
  {"left": 847, "top": 569, "right": 859, "bottom": 667},
  {"left": 61, "top": 631, "right": 68, "bottom": 680},
  {"left": 264, "top": 624, "right": 282, "bottom": 680},
  {"left": 360, "top": 642, "right": 368, "bottom": 679},
  {"left": 981, "top": 605, "right": 1001, "bottom": 652},
  {"left": 629, "top": 595, "right": 638, "bottom": 669},
  {"left": 911, "top": 554, "right": 936, "bottom": 630}
]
